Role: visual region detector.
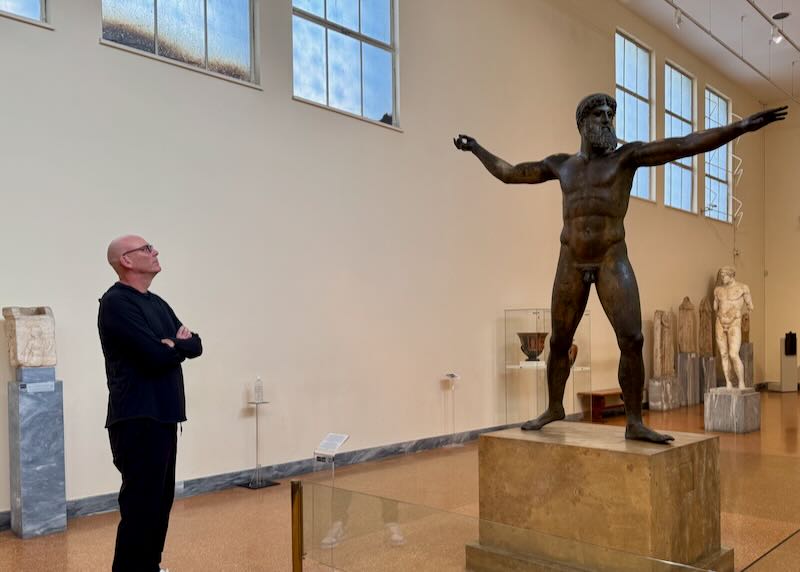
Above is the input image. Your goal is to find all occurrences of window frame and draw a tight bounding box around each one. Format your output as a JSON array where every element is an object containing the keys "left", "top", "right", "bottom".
[
  {"left": 292, "top": 0, "right": 400, "bottom": 129},
  {"left": 703, "top": 86, "right": 733, "bottom": 224},
  {"left": 0, "top": 0, "right": 52, "bottom": 29},
  {"left": 99, "top": 0, "right": 260, "bottom": 87},
  {"left": 663, "top": 60, "right": 696, "bottom": 214},
  {"left": 614, "top": 30, "right": 654, "bottom": 202}
]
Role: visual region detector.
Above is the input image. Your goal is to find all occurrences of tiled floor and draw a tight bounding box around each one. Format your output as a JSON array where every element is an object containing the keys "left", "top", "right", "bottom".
[{"left": 1, "top": 391, "right": 799, "bottom": 571}]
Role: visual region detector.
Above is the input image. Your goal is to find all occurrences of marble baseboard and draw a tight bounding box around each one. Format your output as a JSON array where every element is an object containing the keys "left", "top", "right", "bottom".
[{"left": 0, "top": 421, "right": 527, "bottom": 531}]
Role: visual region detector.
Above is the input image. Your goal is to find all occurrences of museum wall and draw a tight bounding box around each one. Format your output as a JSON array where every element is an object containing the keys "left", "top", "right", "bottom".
[
  {"left": 0, "top": 0, "right": 766, "bottom": 509},
  {"left": 764, "top": 100, "right": 800, "bottom": 381}
]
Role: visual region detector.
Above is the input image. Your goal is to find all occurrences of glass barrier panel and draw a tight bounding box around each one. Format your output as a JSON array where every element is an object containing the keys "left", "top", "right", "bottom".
[{"left": 298, "top": 481, "right": 713, "bottom": 572}]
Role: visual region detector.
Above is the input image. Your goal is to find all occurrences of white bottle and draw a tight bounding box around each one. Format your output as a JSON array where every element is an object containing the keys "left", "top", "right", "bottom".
[{"left": 254, "top": 376, "right": 264, "bottom": 402}]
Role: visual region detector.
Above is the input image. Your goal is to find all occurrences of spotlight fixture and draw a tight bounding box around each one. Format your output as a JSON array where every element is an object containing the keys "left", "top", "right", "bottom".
[
  {"left": 771, "top": 24, "right": 784, "bottom": 44},
  {"left": 674, "top": 7, "right": 682, "bottom": 29},
  {"left": 772, "top": 11, "right": 791, "bottom": 21}
]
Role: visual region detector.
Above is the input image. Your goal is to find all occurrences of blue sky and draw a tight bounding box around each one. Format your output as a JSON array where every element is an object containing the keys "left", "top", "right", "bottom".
[
  {"left": 292, "top": 0, "right": 393, "bottom": 121},
  {"left": 0, "top": 0, "right": 41, "bottom": 20}
]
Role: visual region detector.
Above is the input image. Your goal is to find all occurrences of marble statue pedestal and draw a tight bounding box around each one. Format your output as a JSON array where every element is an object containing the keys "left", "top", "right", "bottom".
[
  {"left": 769, "top": 338, "right": 797, "bottom": 393},
  {"left": 648, "top": 376, "right": 682, "bottom": 411},
  {"left": 8, "top": 367, "right": 67, "bottom": 538},
  {"left": 678, "top": 353, "right": 700, "bottom": 406},
  {"left": 704, "top": 388, "right": 761, "bottom": 433},
  {"left": 699, "top": 356, "right": 716, "bottom": 403},
  {"left": 464, "top": 423, "right": 733, "bottom": 571}
]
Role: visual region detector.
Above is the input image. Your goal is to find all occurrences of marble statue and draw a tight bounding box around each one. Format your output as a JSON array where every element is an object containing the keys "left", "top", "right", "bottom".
[
  {"left": 713, "top": 267, "right": 753, "bottom": 389},
  {"left": 698, "top": 297, "right": 714, "bottom": 357},
  {"left": 677, "top": 297, "right": 697, "bottom": 354},
  {"left": 2, "top": 307, "right": 57, "bottom": 368},
  {"left": 653, "top": 310, "right": 675, "bottom": 378},
  {"left": 455, "top": 91, "right": 786, "bottom": 443}
]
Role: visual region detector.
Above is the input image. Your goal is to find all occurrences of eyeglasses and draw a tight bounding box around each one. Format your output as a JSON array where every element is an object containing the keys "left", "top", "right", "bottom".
[{"left": 121, "top": 244, "right": 155, "bottom": 257}]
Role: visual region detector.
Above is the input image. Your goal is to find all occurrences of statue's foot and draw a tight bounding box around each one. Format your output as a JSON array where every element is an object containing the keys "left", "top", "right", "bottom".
[
  {"left": 726, "top": 382, "right": 733, "bottom": 389},
  {"left": 521, "top": 408, "right": 565, "bottom": 431},
  {"left": 625, "top": 422, "right": 674, "bottom": 444}
]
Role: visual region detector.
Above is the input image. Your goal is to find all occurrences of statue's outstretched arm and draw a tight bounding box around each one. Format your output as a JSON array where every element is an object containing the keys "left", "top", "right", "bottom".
[
  {"left": 628, "top": 106, "right": 787, "bottom": 167},
  {"left": 454, "top": 134, "right": 566, "bottom": 184}
]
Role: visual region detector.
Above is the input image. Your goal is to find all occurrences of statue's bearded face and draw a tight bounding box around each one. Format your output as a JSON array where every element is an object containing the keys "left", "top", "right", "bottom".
[{"left": 580, "top": 104, "right": 617, "bottom": 152}]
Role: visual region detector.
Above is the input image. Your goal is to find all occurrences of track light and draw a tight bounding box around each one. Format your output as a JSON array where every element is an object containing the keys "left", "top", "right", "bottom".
[
  {"left": 674, "top": 7, "right": 682, "bottom": 29},
  {"left": 771, "top": 24, "right": 784, "bottom": 44}
]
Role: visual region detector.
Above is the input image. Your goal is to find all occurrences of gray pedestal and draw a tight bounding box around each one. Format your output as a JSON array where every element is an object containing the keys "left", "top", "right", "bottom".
[
  {"left": 739, "top": 343, "right": 754, "bottom": 389},
  {"left": 8, "top": 367, "right": 66, "bottom": 538},
  {"left": 699, "top": 356, "right": 716, "bottom": 403},
  {"left": 648, "top": 376, "right": 682, "bottom": 411},
  {"left": 769, "top": 337, "right": 798, "bottom": 393},
  {"left": 704, "top": 387, "right": 760, "bottom": 433},
  {"left": 678, "top": 353, "right": 700, "bottom": 406}
]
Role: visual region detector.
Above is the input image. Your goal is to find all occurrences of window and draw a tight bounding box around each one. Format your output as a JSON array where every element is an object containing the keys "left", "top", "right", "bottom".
[
  {"left": 101, "top": 0, "right": 256, "bottom": 83},
  {"left": 704, "top": 89, "right": 731, "bottom": 222},
  {"left": 0, "top": 0, "right": 45, "bottom": 21},
  {"left": 293, "top": 0, "right": 396, "bottom": 126},
  {"left": 664, "top": 63, "right": 694, "bottom": 212},
  {"left": 615, "top": 32, "right": 651, "bottom": 200}
]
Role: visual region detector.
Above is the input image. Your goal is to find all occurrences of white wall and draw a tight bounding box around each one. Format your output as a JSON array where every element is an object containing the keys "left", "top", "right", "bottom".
[
  {"left": 0, "top": 0, "right": 768, "bottom": 509},
  {"left": 764, "top": 100, "right": 800, "bottom": 381}
]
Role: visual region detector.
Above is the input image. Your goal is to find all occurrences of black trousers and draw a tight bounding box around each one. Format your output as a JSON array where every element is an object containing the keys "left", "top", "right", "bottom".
[{"left": 108, "top": 418, "right": 177, "bottom": 572}]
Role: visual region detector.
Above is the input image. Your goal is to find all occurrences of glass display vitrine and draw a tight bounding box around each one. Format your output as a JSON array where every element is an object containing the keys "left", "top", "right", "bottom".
[{"left": 504, "top": 308, "right": 592, "bottom": 424}]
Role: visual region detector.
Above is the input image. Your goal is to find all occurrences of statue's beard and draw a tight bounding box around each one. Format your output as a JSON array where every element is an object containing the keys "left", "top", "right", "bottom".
[{"left": 584, "top": 125, "right": 618, "bottom": 152}]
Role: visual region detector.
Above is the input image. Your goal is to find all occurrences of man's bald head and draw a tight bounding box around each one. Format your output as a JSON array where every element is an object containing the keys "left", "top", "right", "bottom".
[
  {"left": 108, "top": 235, "right": 142, "bottom": 271},
  {"left": 106, "top": 235, "right": 160, "bottom": 285}
]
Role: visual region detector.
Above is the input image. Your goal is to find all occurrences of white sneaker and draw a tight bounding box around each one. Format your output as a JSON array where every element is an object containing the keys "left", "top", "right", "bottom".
[
  {"left": 385, "top": 522, "right": 406, "bottom": 546},
  {"left": 321, "top": 520, "right": 345, "bottom": 548}
]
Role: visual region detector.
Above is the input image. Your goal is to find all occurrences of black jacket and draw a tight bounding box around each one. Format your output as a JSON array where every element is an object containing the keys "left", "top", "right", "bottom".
[{"left": 98, "top": 282, "right": 202, "bottom": 427}]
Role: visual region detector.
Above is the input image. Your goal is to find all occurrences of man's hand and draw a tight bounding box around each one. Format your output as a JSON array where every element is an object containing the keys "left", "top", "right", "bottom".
[
  {"left": 453, "top": 134, "right": 477, "bottom": 152},
  {"left": 176, "top": 325, "right": 192, "bottom": 340},
  {"left": 161, "top": 339, "right": 175, "bottom": 348},
  {"left": 742, "top": 106, "right": 788, "bottom": 132}
]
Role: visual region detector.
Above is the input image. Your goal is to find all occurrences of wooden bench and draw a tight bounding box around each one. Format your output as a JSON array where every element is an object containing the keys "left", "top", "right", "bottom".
[{"left": 577, "top": 388, "right": 624, "bottom": 422}]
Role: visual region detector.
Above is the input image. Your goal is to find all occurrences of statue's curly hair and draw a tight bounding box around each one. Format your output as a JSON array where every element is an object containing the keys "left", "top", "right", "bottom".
[{"left": 575, "top": 93, "right": 617, "bottom": 128}]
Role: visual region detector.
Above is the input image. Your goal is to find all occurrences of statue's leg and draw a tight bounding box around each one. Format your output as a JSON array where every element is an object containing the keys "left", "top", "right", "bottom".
[
  {"left": 728, "top": 327, "right": 744, "bottom": 388},
  {"left": 716, "top": 327, "right": 732, "bottom": 388},
  {"left": 596, "top": 244, "right": 674, "bottom": 444},
  {"left": 521, "top": 246, "right": 589, "bottom": 431}
]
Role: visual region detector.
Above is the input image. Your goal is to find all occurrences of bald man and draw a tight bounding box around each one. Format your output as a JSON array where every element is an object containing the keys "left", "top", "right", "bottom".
[{"left": 98, "top": 235, "right": 202, "bottom": 572}]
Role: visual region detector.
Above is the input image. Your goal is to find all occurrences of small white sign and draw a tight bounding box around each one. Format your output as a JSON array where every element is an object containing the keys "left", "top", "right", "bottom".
[
  {"left": 22, "top": 381, "right": 55, "bottom": 393},
  {"left": 315, "top": 433, "right": 349, "bottom": 456}
]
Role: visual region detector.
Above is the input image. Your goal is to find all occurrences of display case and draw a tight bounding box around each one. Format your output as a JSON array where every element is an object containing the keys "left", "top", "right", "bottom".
[{"left": 504, "top": 308, "right": 592, "bottom": 424}]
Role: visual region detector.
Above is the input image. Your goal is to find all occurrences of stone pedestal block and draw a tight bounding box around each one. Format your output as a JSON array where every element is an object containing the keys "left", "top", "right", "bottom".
[
  {"left": 678, "top": 353, "right": 700, "bottom": 406},
  {"left": 699, "top": 356, "right": 716, "bottom": 403},
  {"left": 8, "top": 370, "right": 66, "bottom": 538},
  {"left": 704, "top": 388, "right": 761, "bottom": 433},
  {"left": 465, "top": 423, "right": 732, "bottom": 571},
  {"left": 739, "top": 343, "right": 754, "bottom": 389},
  {"left": 648, "top": 376, "right": 682, "bottom": 411}
]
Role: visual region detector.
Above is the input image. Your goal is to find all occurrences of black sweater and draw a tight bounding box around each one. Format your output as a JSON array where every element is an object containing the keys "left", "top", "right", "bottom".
[{"left": 98, "top": 282, "right": 203, "bottom": 427}]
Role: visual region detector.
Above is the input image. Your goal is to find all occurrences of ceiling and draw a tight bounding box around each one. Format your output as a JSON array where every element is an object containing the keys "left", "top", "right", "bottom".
[{"left": 619, "top": 0, "right": 800, "bottom": 105}]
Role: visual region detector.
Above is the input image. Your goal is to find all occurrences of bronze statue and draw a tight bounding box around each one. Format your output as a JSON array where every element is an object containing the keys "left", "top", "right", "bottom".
[{"left": 455, "top": 94, "right": 786, "bottom": 443}]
